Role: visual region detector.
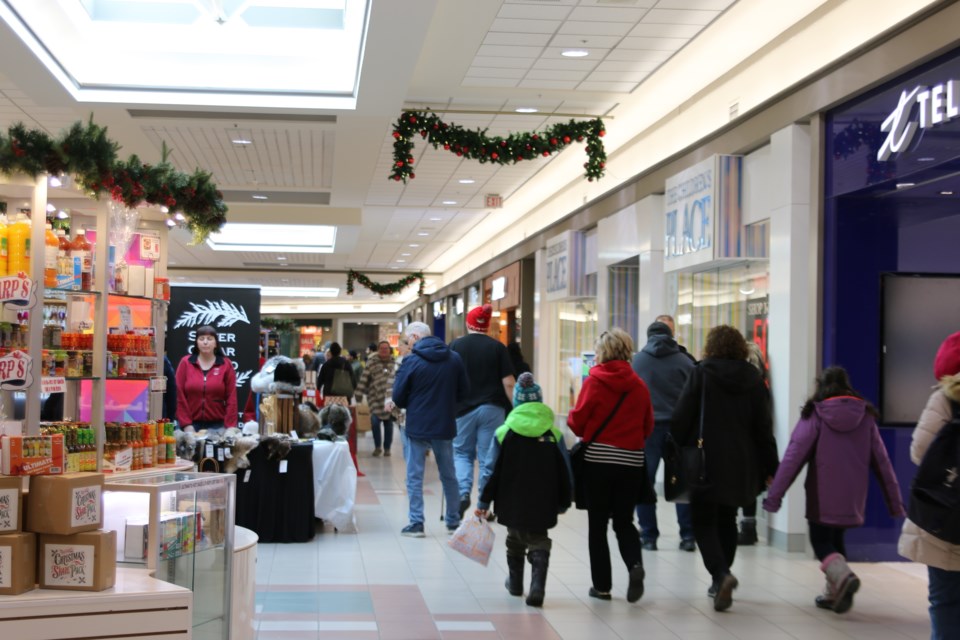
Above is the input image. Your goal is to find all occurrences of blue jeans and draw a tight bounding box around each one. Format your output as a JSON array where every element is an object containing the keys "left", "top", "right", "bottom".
[
  {"left": 402, "top": 431, "right": 461, "bottom": 528},
  {"left": 453, "top": 404, "right": 505, "bottom": 499},
  {"left": 371, "top": 414, "right": 394, "bottom": 451},
  {"left": 928, "top": 566, "right": 960, "bottom": 640},
  {"left": 635, "top": 424, "right": 694, "bottom": 542}
]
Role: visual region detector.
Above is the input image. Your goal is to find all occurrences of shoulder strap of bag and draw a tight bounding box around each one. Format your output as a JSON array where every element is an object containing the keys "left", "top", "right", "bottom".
[
  {"left": 696, "top": 374, "right": 706, "bottom": 447},
  {"left": 585, "top": 391, "right": 629, "bottom": 447}
]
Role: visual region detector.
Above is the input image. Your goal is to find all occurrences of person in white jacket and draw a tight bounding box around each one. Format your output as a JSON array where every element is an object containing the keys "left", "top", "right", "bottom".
[{"left": 898, "top": 330, "right": 960, "bottom": 640}]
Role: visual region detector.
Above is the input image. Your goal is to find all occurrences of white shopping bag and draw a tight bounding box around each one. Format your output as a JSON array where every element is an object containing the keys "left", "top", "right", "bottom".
[{"left": 447, "top": 516, "right": 495, "bottom": 566}]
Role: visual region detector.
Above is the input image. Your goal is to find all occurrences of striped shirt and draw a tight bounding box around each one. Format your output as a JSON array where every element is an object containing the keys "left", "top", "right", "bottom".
[{"left": 584, "top": 442, "right": 645, "bottom": 468}]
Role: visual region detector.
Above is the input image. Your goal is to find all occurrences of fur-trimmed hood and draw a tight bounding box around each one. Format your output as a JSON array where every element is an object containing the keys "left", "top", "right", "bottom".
[
  {"left": 938, "top": 372, "right": 960, "bottom": 403},
  {"left": 251, "top": 355, "right": 305, "bottom": 395}
]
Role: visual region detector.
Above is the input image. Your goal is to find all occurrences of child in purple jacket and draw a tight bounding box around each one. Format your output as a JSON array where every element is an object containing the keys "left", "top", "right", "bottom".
[{"left": 763, "top": 366, "right": 905, "bottom": 614}]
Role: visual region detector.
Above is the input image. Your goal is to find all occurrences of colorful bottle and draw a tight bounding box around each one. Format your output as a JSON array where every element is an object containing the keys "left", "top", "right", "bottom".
[
  {"left": 44, "top": 222, "right": 59, "bottom": 288},
  {"left": 0, "top": 214, "right": 8, "bottom": 277},
  {"left": 8, "top": 213, "right": 30, "bottom": 276},
  {"left": 70, "top": 230, "right": 92, "bottom": 291},
  {"left": 165, "top": 423, "right": 176, "bottom": 463},
  {"left": 141, "top": 423, "right": 154, "bottom": 468}
]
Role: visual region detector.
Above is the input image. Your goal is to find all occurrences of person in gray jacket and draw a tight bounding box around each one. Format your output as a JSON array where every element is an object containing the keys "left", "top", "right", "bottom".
[{"left": 631, "top": 320, "right": 696, "bottom": 551}]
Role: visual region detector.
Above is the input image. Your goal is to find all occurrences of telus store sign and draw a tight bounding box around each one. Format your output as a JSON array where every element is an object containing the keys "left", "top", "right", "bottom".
[{"left": 879, "top": 80, "right": 960, "bottom": 160}]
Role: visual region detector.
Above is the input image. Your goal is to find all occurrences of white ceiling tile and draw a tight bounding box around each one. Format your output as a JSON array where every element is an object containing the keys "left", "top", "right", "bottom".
[
  {"left": 654, "top": 0, "right": 735, "bottom": 9},
  {"left": 483, "top": 31, "right": 553, "bottom": 47},
  {"left": 605, "top": 48, "right": 673, "bottom": 62},
  {"left": 490, "top": 18, "right": 563, "bottom": 34},
  {"left": 476, "top": 44, "right": 543, "bottom": 58},
  {"left": 641, "top": 8, "right": 719, "bottom": 25},
  {"left": 557, "top": 21, "right": 633, "bottom": 36},
  {"left": 526, "top": 68, "right": 589, "bottom": 82},
  {"left": 577, "top": 80, "right": 638, "bottom": 93},
  {"left": 532, "top": 58, "right": 598, "bottom": 72},
  {"left": 466, "top": 67, "right": 529, "bottom": 79},
  {"left": 628, "top": 22, "right": 703, "bottom": 38},
  {"left": 567, "top": 6, "right": 652, "bottom": 22},
  {"left": 549, "top": 34, "right": 621, "bottom": 48},
  {"left": 596, "top": 59, "right": 661, "bottom": 72},
  {"left": 586, "top": 70, "right": 649, "bottom": 83},
  {"left": 471, "top": 56, "right": 536, "bottom": 70},
  {"left": 497, "top": 3, "right": 573, "bottom": 20},
  {"left": 517, "top": 78, "right": 579, "bottom": 90},
  {"left": 620, "top": 36, "right": 687, "bottom": 50},
  {"left": 462, "top": 77, "right": 521, "bottom": 88}
]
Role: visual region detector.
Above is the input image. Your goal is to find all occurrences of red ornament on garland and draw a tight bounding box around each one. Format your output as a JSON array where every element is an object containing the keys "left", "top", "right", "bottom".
[
  {"left": 392, "top": 132, "right": 401, "bottom": 139},
  {"left": 491, "top": 152, "right": 498, "bottom": 160},
  {"left": 563, "top": 136, "right": 571, "bottom": 143}
]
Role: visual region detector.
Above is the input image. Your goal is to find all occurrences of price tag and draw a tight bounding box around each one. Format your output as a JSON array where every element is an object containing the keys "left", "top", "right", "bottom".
[
  {"left": 149, "top": 377, "right": 166, "bottom": 392},
  {"left": 217, "top": 448, "right": 224, "bottom": 462},
  {"left": 140, "top": 233, "right": 161, "bottom": 260},
  {"left": 243, "top": 469, "right": 251, "bottom": 483},
  {"left": 119, "top": 306, "right": 133, "bottom": 333},
  {"left": 224, "top": 448, "right": 232, "bottom": 459},
  {"left": 41, "top": 377, "right": 66, "bottom": 394},
  {"left": 114, "top": 447, "right": 133, "bottom": 472},
  {"left": 290, "top": 430, "right": 299, "bottom": 441},
  {"left": 205, "top": 444, "right": 214, "bottom": 458},
  {"left": 279, "top": 460, "right": 288, "bottom": 474}
]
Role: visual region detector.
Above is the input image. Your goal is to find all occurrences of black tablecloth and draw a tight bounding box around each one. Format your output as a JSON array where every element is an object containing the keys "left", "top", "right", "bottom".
[{"left": 235, "top": 442, "right": 316, "bottom": 542}]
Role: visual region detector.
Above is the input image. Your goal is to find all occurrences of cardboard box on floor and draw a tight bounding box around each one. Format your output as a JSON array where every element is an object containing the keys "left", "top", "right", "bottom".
[
  {"left": 0, "top": 475, "right": 23, "bottom": 534},
  {"left": 27, "top": 473, "right": 104, "bottom": 535},
  {"left": 38, "top": 530, "right": 116, "bottom": 591},
  {"left": 0, "top": 531, "right": 36, "bottom": 595}
]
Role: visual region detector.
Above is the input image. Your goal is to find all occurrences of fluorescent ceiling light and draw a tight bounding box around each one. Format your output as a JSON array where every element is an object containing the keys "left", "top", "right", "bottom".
[
  {"left": 261, "top": 287, "right": 339, "bottom": 298},
  {"left": 515, "top": 107, "right": 538, "bottom": 113},
  {"left": 232, "top": 139, "right": 253, "bottom": 145},
  {"left": 941, "top": 190, "right": 954, "bottom": 195},
  {"left": 396, "top": 259, "right": 406, "bottom": 263},
  {"left": 206, "top": 223, "right": 336, "bottom": 253},
  {"left": 896, "top": 182, "right": 915, "bottom": 189},
  {"left": 561, "top": 48, "right": 589, "bottom": 58},
  {"left": 252, "top": 194, "right": 269, "bottom": 200},
  {"left": 918, "top": 157, "right": 936, "bottom": 162},
  {"left": 429, "top": 217, "right": 442, "bottom": 221},
  {"left": 458, "top": 179, "right": 475, "bottom": 184},
  {"left": 408, "top": 244, "right": 420, "bottom": 248},
  {"left": 417, "top": 232, "right": 429, "bottom": 237},
  {"left": 442, "top": 200, "right": 457, "bottom": 205},
  {"left": 46, "top": 203, "right": 56, "bottom": 212},
  {"left": 277, "top": 256, "right": 287, "bottom": 261},
  {"left": 401, "top": 253, "right": 411, "bottom": 256},
  {"left": 48, "top": 176, "right": 62, "bottom": 187}
]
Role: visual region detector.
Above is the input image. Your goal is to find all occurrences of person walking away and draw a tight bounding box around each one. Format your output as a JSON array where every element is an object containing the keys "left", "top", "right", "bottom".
[
  {"left": 175, "top": 325, "right": 238, "bottom": 434},
  {"left": 318, "top": 342, "right": 356, "bottom": 406},
  {"left": 631, "top": 320, "right": 696, "bottom": 552},
  {"left": 476, "top": 372, "right": 571, "bottom": 607},
  {"left": 671, "top": 325, "right": 778, "bottom": 612},
  {"left": 739, "top": 341, "right": 772, "bottom": 545},
  {"left": 449, "top": 304, "right": 516, "bottom": 519},
  {"left": 568, "top": 328, "right": 654, "bottom": 603},
  {"left": 391, "top": 322, "right": 469, "bottom": 537},
  {"left": 764, "top": 366, "right": 904, "bottom": 613},
  {"left": 898, "top": 331, "right": 960, "bottom": 639},
  {"left": 507, "top": 342, "right": 531, "bottom": 377},
  {"left": 355, "top": 340, "right": 398, "bottom": 456}
]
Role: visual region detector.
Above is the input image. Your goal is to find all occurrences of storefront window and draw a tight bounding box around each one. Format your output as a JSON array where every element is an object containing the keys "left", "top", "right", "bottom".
[
  {"left": 554, "top": 300, "right": 599, "bottom": 418},
  {"left": 608, "top": 257, "right": 639, "bottom": 345}
]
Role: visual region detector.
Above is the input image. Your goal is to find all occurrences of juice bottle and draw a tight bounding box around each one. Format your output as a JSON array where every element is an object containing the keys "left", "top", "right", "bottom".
[
  {"left": 165, "top": 423, "right": 176, "bottom": 463},
  {"left": 70, "top": 230, "right": 93, "bottom": 290},
  {"left": 8, "top": 213, "right": 30, "bottom": 276},
  {"left": 141, "top": 423, "right": 154, "bottom": 468},
  {"left": 155, "top": 422, "right": 166, "bottom": 465},
  {"left": 0, "top": 214, "right": 8, "bottom": 276},
  {"left": 44, "top": 222, "right": 59, "bottom": 288}
]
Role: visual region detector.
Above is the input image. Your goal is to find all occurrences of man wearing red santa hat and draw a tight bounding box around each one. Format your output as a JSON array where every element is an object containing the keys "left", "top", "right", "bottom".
[{"left": 449, "top": 304, "right": 516, "bottom": 519}]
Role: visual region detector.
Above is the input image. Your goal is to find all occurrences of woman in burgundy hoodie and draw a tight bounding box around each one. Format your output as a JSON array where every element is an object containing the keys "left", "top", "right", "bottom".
[
  {"left": 175, "top": 325, "right": 238, "bottom": 434},
  {"left": 764, "top": 366, "right": 905, "bottom": 614},
  {"left": 568, "top": 328, "right": 654, "bottom": 604}
]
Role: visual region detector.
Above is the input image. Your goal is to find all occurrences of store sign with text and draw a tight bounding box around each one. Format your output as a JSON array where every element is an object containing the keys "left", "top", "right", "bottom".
[
  {"left": 166, "top": 285, "right": 261, "bottom": 412},
  {"left": 0, "top": 273, "right": 36, "bottom": 308},
  {"left": 879, "top": 80, "right": 960, "bottom": 161},
  {"left": 0, "top": 350, "right": 32, "bottom": 390},
  {"left": 664, "top": 155, "right": 742, "bottom": 273},
  {"left": 544, "top": 230, "right": 585, "bottom": 301}
]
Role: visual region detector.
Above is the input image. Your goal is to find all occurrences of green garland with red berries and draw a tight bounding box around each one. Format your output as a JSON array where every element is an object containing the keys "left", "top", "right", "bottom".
[
  {"left": 346, "top": 269, "right": 425, "bottom": 298},
  {"left": 389, "top": 111, "right": 606, "bottom": 183},
  {"left": 0, "top": 118, "right": 227, "bottom": 243}
]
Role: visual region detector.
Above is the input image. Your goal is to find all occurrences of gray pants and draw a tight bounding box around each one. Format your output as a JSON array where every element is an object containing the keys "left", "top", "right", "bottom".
[{"left": 506, "top": 528, "right": 551, "bottom": 556}]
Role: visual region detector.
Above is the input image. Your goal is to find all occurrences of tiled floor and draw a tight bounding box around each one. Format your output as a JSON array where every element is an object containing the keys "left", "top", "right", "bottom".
[{"left": 254, "top": 435, "right": 931, "bottom": 640}]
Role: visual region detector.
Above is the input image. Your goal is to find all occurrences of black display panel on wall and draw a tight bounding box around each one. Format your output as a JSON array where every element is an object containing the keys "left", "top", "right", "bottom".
[
  {"left": 165, "top": 285, "right": 262, "bottom": 415},
  {"left": 880, "top": 273, "right": 960, "bottom": 424}
]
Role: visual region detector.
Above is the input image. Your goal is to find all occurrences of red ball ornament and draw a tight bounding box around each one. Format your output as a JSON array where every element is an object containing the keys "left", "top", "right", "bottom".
[
  {"left": 410, "top": 173, "right": 415, "bottom": 179},
  {"left": 542, "top": 151, "right": 550, "bottom": 157},
  {"left": 577, "top": 136, "right": 584, "bottom": 142},
  {"left": 500, "top": 141, "right": 507, "bottom": 147},
  {"left": 395, "top": 161, "right": 404, "bottom": 167},
  {"left": 532, "top": 134, "right": 539, "bottom": 140},
  {"left": 491, "top": 152, "right": 498, "bottom": 160},
  {"left": 600, "top": 161, "right": 605, "bottom": 168},
  {"left": 408, "top": 116, "right": 417, "bottom": 124},
  {"left": 563, "top": 136, "right": 571, "bottom": 144},
  {"left": 599, "top": 130, "right": 605, "bottom": 137},
  {"left": 420, "top": 130, "right": 427, "bottom": 138},
  {"left": 550, "top": 138, "right": 558, "bottom": 146},
  {"left": 392, "top": 132, "right": 401, "bottom": 139},
  {"left": 407, "top": 158, "right": 415, "bottom": 165},
  {"left": 433, "top": 124, "right": 439, "bottom": 130},
  {"left": 394, "top": 175, "right": 401, "bottom": 181},
  {"left": 525, "top": 144, "right": 532, "bottom": 150},
  {"left": 443, "top": 144, "right": 450, "bottom": 150},
  {"left": 456, "top": 151, "right": 463, "bottom": 157}
]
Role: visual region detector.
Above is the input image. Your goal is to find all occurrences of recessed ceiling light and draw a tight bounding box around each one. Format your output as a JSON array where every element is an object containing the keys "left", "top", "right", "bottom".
[
  {"left": 918, "top": 157, "right": 936, "bottom": 162},
  {"left": 160, "top": 206, "right": 169, "bottom": 214},
  {"left": 57, "top": 210, "right": 68, "bottom": 219},
  {"left": 174, "top": 213, "right": 185, "bottom": 221},
  {"left": 429, "top": 217, "right": 442, "bottom": 222},
  {"left": 166, "top": 219, "right": 177, "bottom": 227},
  {"left": 252, "top": 194, "right": 268, "bottom": 200},
  {"left": 48, "top": 176, "right": 62, "bottom": 187},
  {"left": 458, "top": 179, "right": 475, "bottom": 184},
  {"left": 515, "top": 107, "right": 538, "bottom": 114},
  {"left": 941, "top": 190, "right": 954, "bottom": 195},
  {"left": 442, "top": 200, "right": 457, "bottom": 205},
  {"left": 396, "top": 259, "right": 406, "bottom": 263},
  {"left": 408, "top": 243, "right": 420, "bottom": 248},
  {"left": 417, "top": 232, "right": 429, "bottom": 237},
  {"left": 46, "top": 203, "right": 56, "bottom": 212},
  {"left": 561, "top": 48, "right": 589, "bottom": 58},
  {"left": 232, "top": 139, "right": 252, "bottom": 145},
  {"left": 896, "top": 182, "right": 916, "bottom": 189},
  {"left": 276, "top": 256, "right": 287, "bottom": 261},
  {"left": 401, "top": 253, "right": 411, "bottom": 257}
]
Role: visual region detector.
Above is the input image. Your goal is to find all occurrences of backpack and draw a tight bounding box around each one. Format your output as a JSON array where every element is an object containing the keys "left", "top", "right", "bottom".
[{"left": 908, "top": 399, "right": 960, "bottom": 544}]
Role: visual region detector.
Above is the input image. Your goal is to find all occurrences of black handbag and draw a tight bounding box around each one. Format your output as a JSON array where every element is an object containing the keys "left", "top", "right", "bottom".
[
  {"left": 570, "top": 392, "right": 628, "bottom": 510},
  {"left": 665, "top": 381, "right": 707, "bottom": 504}
]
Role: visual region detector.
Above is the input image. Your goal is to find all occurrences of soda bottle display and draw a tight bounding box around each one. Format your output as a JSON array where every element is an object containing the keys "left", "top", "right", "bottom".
[
  {"left": 0, "top": 214, "right": 8, "bottom": 276},
  {"left": 44, "top": 222, "right": 59, "bottom": 288},
  {"left": 70, "top": 230, "right": 92, "bottom": 290},
  {"left": 8, "top": 213, "right": 30, "bottom": 276}
]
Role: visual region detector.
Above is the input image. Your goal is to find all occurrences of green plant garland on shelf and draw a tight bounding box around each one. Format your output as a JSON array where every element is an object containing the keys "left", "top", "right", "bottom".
[
  {"left": 0, "top": 118, "right": 227, "bottom": 243},
  {"left": 347, "top": 269, "right": 425, "bottom": 298},
  {"left": 262, "top": 317, "right": 297, "bottom": 334},
  {"left": 389, "top": 111, "right": 607, "bottom": 184}
]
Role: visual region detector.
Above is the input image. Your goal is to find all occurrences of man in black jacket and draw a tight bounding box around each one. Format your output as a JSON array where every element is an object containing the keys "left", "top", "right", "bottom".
[{"left": 631, "top": 320, "right": 696, "bottom": 551}]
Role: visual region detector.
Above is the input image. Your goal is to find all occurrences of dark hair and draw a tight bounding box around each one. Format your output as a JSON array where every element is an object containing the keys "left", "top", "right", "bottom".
[
  {"left": 191, "top": 325, "right": 223, "bottom": 357},
  {"left": 348, "top": 349, "right": 358, "bottom": 358},
  {"left": 703, "top": 325, "right": 748, "bottom": 360},
  {"left": 378, "top": 340, "right": 391, "bottom": 349},
  {"left": 368, "top": 343, "right": 378, "bottom": 352},
  {"left": 800, "top": 366, "right": 878, "bottom": 419},
  {"left": 329, "top": 342, "right": 342, "bottom": 357}
]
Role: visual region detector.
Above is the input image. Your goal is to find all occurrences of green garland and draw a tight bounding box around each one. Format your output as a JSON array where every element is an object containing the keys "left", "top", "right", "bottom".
[
  {"left": 262, "top": 317, "right": 297, "bottom": 333},
  {"left": 347, "top": 269, "right": 425, "bottom": 298},
  {"left": 390, "top": 111, "right": 606, "bottom": 183},
  {"left": 0, "top": 118, "right": 227, "bottom": 243}
]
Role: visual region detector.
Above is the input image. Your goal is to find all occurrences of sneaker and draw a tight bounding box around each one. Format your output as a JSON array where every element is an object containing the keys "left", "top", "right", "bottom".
[
  {"left": 458, "top": 495, "right": 471, "bottom": 519},
  {"left": 679, "top": 539, "right": 697, "bottom": 552},
  {"left": 641, "top": 539, "right": 657, "bottom": 551},
  {"left": 626, "top": 564, "right": 645, "bottom": 603},
  {"left": 588, "top": 587, "right": 612, "bottom": 601},
  {"left": 707, "top": 580, "right": 719, "bottom": 598},
  {"left": 446, "top": 523, "right": 460, "bottom": 535},
  {"left": 372, "top": 448, "right": 383, "bottom": 457},
  {"left": 713, "top": 573, "right": 738, "bottom": 612},
  {"left": 401, "top": 523, "right": 425, "bottom": 538},
  {"left": 384, "top": 450, "right": 391, "bottom": 457}
]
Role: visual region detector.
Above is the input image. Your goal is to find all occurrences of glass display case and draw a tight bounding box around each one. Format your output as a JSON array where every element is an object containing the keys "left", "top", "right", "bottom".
[{"left": 103, "top": 471, "right": 236, "bottom": 640}]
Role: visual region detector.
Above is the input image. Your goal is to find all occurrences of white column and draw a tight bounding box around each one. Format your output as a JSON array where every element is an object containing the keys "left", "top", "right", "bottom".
[
  {"left": 766, "top": 123, "right": 818, "bottom": 551},
  {"left": 637, "top": 195, "right": 665, "bottom": 331}
]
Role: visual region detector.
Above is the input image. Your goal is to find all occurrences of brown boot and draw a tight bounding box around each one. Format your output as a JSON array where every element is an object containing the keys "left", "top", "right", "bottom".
[{"left": 821, "top": 553, "right": 860, "bottom": 614}]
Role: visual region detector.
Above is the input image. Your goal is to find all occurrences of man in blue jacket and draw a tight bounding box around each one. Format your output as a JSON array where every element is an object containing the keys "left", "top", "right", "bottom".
[
  {"left": 632, "top": 320, "right": 696, "bottom": 552},
  {"left": 391, "top": 322, "right": 470, "bottom": 537}
]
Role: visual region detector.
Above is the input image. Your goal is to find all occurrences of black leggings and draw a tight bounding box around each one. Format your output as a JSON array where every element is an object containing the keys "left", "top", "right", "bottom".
[
  {"left": 809, "top": 521, "right": 847, "bottom": 561},
  {"left": 691, "top": 496, "right": 739, "bottom": 580}
]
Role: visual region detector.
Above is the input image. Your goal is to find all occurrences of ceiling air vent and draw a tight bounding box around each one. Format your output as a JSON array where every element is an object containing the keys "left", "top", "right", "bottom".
[{"left": 242, "top": 262, "right": 326, "bottom": 269}]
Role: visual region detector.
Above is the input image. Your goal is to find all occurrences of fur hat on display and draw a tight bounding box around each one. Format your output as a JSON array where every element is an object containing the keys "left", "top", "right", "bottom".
[
  {"left": 251, "top": 355, "right": 306, "bottom": 395},
  {"left": 466, "top": 304, "right": 494, "bottom": 332},
  {"left": 934, "top": 331, "right": 960, "bottom": 380},
  {"left": 318, "top": 403, "right": 352, "bottom": 436},
  {"left": 513, "top": 371, "right": 543, "bottom": 406}
]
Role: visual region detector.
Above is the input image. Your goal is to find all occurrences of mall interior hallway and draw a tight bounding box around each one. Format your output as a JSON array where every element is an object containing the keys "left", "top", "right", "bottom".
[{"left": 252, "top": 434, "right": 930, "bottom": 640}]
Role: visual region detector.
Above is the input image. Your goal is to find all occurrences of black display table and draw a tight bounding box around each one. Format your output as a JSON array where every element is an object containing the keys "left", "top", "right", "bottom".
[{"left": 235, "top": 442, "right": 316, "bottom": 543}]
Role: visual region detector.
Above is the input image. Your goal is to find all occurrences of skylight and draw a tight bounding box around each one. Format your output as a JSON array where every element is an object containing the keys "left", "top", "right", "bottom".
[
  {"left": 206, "top": 223, "right": 337, "bottom": 253},
  {"left": 261, "top": 286, "right": 339, "bottom": 297}
]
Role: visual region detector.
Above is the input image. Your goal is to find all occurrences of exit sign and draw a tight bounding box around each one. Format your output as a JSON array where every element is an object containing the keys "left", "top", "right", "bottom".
[{"left": 485, "top": 194, "right": 503, "bottom": 208}]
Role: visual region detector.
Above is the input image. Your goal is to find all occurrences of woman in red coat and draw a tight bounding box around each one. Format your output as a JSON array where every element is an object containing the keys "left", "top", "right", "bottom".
[
  {"left": 175, "top": 325, "right": 238, "bottom": 434},
  {"left": 568, "top": 328, "right": 654, "bottom": 603}
]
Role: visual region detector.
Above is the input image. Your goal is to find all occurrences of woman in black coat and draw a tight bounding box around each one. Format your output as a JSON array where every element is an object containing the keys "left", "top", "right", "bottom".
[
  {"left": 671, "top": 325, "right": 778, "bottom": 613},
  {"left": 318, "top": 342, "right": 356, "bottom": 402}
]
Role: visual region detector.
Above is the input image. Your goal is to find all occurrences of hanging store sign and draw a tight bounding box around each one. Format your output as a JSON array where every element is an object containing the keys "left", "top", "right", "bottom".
[
  {"left": 545, "top": 230, "right": 586, "bottom": 301},
  {"left": 878, "top": 81, "right": 960, "bottom": 161},
  {"left": 664, "top": 155, "right": 742, "bottom": 273},
  {"left": 0, "top": 350, "right": 32, "bottom": 390},
  {"left": 0, "top": 273, "right": 37, "bottom": 308}
]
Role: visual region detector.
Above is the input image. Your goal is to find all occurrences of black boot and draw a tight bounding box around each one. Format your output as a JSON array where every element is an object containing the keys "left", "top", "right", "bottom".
[
  {"left": 505, "top": 553, "right": 524, "bottom": 597},
  {"left": 737, "top": 519, "right": 758, "bottom": 545},
  {"left": 526, "top": 550, "right": 549, "bottom": 607}
]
